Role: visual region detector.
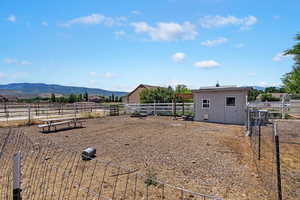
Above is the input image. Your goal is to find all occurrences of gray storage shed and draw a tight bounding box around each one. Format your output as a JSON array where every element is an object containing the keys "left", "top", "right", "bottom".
[{"left": 192, "top": 86, "right": 252, "bottom": 125}]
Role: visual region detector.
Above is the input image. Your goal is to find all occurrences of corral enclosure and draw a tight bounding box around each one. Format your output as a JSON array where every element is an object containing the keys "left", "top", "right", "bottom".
[
  {"left": 0, "top": 102, "right": 300, "bottom": 199},
  {"left": 0, "top": 116, "right": 270, "bottom": 200}
]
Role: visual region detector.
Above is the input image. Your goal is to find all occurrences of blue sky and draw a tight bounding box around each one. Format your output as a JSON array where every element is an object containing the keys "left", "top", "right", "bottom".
[{"left": 0, "top": 0, "right": 299, "bottom": 91}]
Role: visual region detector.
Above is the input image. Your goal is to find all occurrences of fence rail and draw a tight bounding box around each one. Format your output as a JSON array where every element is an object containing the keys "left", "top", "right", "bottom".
[{"left": 0, "top": 129, "right": 222, "bottom": 200}]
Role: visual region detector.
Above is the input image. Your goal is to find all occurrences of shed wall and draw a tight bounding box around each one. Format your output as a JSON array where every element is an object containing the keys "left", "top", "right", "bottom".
[{"left": 193, "top": 90, "right": 248, "bottom": 125}]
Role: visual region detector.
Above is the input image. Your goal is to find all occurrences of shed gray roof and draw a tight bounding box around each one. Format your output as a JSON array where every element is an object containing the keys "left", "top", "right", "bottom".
[{"left": 192, "top": 86, "right": 252, "bottom": 93}]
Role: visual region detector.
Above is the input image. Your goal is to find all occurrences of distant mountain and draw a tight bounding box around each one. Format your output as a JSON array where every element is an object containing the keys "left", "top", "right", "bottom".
[
  {"left": 0, "top": 83, "right": 127, "bottom": 97},
  {"left": 248, "top": 86, "right": 265, "bottom": 91}
]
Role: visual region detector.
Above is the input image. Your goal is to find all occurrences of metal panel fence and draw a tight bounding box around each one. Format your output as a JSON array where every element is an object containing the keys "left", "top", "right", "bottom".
[
  {"left": 0, "top": 102, "right": 194, "bottom": 123},
  {"left": 247, "top": 101, "right": 290, "bottom": 119},
  {"left": 247, "top": 110, "right": 300, "bottom": 200},
  {"left": 0, "top": 103, "right": 119, "bottom": 123},
  {"left": 124, "top": 103, "right": 194, "bottom": 116},
  {"left": 0, "top": 129, "right": 222, "bottom": 200}
]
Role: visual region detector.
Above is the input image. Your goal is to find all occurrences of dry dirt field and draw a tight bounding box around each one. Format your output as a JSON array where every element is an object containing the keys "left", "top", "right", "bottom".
[{"left": 20, "top": 116, "right": 268, "bottom": 200}]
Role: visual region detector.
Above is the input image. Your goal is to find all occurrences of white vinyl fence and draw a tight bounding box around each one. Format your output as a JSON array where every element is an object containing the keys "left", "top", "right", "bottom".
[{"left": 124, "top": 103, "right": 194, "bottom": 116}]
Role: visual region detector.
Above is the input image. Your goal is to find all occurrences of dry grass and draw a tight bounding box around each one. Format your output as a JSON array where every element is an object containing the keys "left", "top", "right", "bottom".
[
  {"left": 80, "top": 111, "right": 108, "bottom": 119},
  {"left": 0, "top": 119, "right": 43, "bottom": 128}
]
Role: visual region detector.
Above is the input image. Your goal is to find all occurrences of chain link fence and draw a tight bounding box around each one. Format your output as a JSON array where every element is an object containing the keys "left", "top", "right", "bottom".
[{"left": 247, "top": 109, "right": 300, "bottom": 200}]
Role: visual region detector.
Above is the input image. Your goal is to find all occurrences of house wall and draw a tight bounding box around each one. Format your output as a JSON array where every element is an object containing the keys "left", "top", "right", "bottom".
[
  {"left": 126, "top": 87, "right": 145, "bottom": 104},
  {"left": 193, "top": 90, "right": 248, "bottom": 125}
]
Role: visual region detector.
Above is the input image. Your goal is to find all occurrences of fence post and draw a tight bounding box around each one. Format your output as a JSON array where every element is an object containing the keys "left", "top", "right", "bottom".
[
  {"left": 13, "top": 152, "right": 22, "bottom": 200},
  {"left": 154, "top": 101, "right": 157, "bottom": 116},
  {"left": 172, "top": 99, "right": 177, "bottom": 117},
  {"left": 258, "top": 122, "right": 261, "bottom": 160},
  {"left": 281, "top": 99, "right": 285, "bottom": 119},
  {"left": 273, "top": 122, "right": 282, "bottom": 200},
  {"left": 28, "top": 105, "right": 31, "bottom": 125},
  {"left": 182, "top": 101, "right": 185, "bottom": 116},
  {"left": 74, "top": 103, "right": 77, "bottom": 118},
  {"left": 5, "top": 101, "right": 9, "bottom": 123},
  {"left": 246, "top": 107, "right": 250, "bottom": 135}
]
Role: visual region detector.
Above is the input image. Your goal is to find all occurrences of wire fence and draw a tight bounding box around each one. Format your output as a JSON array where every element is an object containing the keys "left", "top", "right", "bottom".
[
  {"left": 247, "top": 110, "right": 300, "bottom": 200},
  {"left": 0, "top": 128, "right": 222, "bottom": 200}
]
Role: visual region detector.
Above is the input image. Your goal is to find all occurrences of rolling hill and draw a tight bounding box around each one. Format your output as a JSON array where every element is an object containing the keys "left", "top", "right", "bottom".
[{"left": 0, "top": 83, "right": 127, "bottom": 97}]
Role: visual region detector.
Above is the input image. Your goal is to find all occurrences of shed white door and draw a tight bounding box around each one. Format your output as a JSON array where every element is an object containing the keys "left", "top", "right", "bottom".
[{"left": 224, "top": 96, "right": 240, "bottom": 124}]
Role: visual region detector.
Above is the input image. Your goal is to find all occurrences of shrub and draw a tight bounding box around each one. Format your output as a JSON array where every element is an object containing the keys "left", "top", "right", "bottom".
[{"left": 144, "top": 168, "right": 158, "bottom": 187}]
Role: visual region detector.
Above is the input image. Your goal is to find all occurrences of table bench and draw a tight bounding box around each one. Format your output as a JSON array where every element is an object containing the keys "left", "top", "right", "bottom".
[{"left": 38, "top": 118, "right": 86, "bottom": 132}]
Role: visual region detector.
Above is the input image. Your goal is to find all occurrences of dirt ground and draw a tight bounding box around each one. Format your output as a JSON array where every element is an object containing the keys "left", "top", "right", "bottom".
[{"left": 17, "top": 116, "right": 268, "bottom": 200}]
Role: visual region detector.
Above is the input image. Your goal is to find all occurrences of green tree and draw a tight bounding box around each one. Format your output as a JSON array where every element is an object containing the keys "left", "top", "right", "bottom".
[
  {"left": 284, "top": 33, "right": 300, "bottom": 65},
  {"left": 282, "top": 33, "right": 300, "bottom": 94},
  {"left": 282, "top": 67, "right": 300, "bottom": 94},
  {"left": 111, "top": 94, "right": 115, "bottom": 102},
  {"left": 57, "top": 96, "right": 67, "bottom": 103},
  {"left": 175, "top": 84, "right": 191, "bottom": 95},
  {"left": 248, "top": 89, "right": 261, "bottom": 101},
  {"left": 140, "top": 86, "right": 176, "bottom": 103},
  {"left": 69, "top": 94, "right": 77, "bottom": 103},
  {"left": 50, "top": 93, "right": 56, "bottom": 102},
  {"left": 78, "top": 94, "right": 83, "bottom": 102},
  {"left": 83, "top": 92, "right": 89, "bottom": 101},
  {"left": 260, "top": 93, "right": 281, "bottom": 102}
]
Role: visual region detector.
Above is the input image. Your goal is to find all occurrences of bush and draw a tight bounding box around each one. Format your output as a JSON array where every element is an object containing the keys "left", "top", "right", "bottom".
[
  {"left": 260, "top": 93, "right": 281, "bottom": 102},
  {"left": 290, "top": 94, "right": 300, "bottom": 99},
  {"left": 144, "top": 168, "right": 158, "bottom": 186}
]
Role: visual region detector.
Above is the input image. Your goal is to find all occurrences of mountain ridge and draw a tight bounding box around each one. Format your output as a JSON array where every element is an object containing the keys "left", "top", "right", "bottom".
[{"left": 0, "top": 83, "right": 127, "bottom": 97}]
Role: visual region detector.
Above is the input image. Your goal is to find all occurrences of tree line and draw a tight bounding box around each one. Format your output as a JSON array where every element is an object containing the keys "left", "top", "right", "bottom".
[
  {"left": 17, "top": 92, "right": 123, "bottom": 103},
  {"left": 140, "top": 85, "right": 192, "bottom": 103},
  {"left": 50, "top": 92, "right": 122, "bottom": 103}
]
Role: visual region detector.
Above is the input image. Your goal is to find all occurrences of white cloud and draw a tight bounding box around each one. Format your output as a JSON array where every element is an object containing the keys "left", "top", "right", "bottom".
[
  {"left": 7, "top": 15, "right": 16, "bottom": 22},
  {"left": 172, "top": 53, "right": 186, "bottom": 62},
  {"left": 259, "top": 82, "right": 279, "bottom": 87},
  {"left": 201, "top": 37, "right": 228, "bottom": 47},
  {"left": 194, "top": 60, "right": 221, "bottom": 68},
  {"left": 42, "top": 21, "right": 48, "bottom": 26},
  {"left": 89, "top": 72, "right": 118, "bottom": 78},
  {"left": 131, "top": 21, "right": 198, "bottom": 41},
  {"left": 19, "top": 60, "right": 32, "bottom": 65},
  {"left": 3, "top": 58, "right": 17, "bottom": 64},
  {"left": 0, "top": 72, "right": 6, "bottom": 79},
  {"left": 11, "top": 72, "right": 29, "bottom": 79},
  {"left": 89, "top": 72, "right": 97, "bottom": 76},
  {"left": 103, "top": 72, "right": 118, "bottom": 78},
  {"left": 131, "top": 10, "right": 141, "bottom": 15},
  {"left": 272, "top": 52, "right": 291, "bottom": 62},
  {"left": 199, "top": 15, "right": 257, "bottom": 30},
  {"left": 235, "top": 43, "right": 245, "bottom": 48},
  {"left": 248, "top": 72, "right": 256, "bottom": 76},
  {"left": 3, "top": 58, "right": 32, "bottom": 65},
  {"left": 61, "top": 13, "right": 126, "bottom": 27},
  {"left": 114, "top": 30, "right": 126, "bottom": 38},
  {"left": 113, "top": 85, "right": 134, "bottom": 92}
]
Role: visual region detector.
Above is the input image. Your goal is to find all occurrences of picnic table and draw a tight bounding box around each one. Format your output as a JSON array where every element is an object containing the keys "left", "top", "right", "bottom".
[{"left": 38, "top": 117, "right": 86, "bottom": 132}]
